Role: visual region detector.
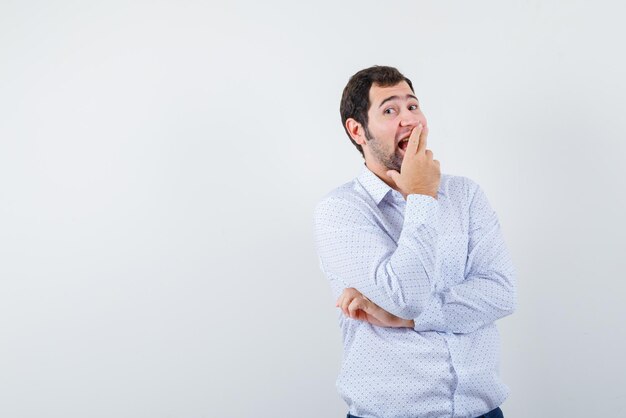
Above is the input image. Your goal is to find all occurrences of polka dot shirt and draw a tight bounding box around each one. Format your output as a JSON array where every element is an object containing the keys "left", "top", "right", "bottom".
[{"left": 314, "top": 166, "right": 516, "bottom": 418}]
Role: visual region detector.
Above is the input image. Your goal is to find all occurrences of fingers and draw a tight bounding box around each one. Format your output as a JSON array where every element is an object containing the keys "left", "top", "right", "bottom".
[
  {"left": 348, "top": 295, "right": 376, "bottom": 320},
  {"left": 336, "top": 293, "right": 343, "bottom": 310},
  {"left": 416, "top": 124, "right": 429, "bottom": 154},
  {"left": 386, "top": 169, "right": 400, "bottom": 185},
  {"left": 337, "top": 288, "right": 371, "bottom": 320},
  {"left": 336, "top": 288, "right": 411, "bottom": 328},
  {"left": 406, "top": 123, "right": 424, "bottom": 155},
  {"left": 347, "top": 298, "right": 363, "bottom": 319},
  {"left": 338, "top": 288, "right": 357, "bottom": 317},
  {"left": 338, "top": 292, "right": 350, "bottom": 317}
]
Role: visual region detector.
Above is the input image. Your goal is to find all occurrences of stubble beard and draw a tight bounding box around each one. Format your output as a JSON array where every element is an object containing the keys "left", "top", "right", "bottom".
[{"left": 364, "top": 125, "right": 403, "bottom": 173}]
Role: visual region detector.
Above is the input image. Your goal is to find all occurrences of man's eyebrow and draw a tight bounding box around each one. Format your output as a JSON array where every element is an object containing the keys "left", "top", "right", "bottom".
[{"left": 378, "top": 94, "right": 419, "bottom": 108}]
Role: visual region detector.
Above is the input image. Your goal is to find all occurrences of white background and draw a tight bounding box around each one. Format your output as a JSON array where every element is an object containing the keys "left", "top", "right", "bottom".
[{"left": 1, "top": 1, "right": 625, "bottom": 417}]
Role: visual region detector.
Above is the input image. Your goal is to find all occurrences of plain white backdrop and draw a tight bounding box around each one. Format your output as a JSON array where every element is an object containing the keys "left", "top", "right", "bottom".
[{"left": 1, "top": 1, "right": 625, "bottom": 417}]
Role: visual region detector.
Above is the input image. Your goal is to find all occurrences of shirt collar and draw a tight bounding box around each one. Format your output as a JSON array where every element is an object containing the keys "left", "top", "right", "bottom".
[
  {"left": 356, "top": 163, "right": 446, "bottom": 205},
  {"left": 356, "top": 164, "right": 396, "bottom": 205}
]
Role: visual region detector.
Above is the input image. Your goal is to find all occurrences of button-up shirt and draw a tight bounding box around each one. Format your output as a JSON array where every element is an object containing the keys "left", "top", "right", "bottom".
[{"left": 313, "top": 165, "right": 516, "bottom": 418}]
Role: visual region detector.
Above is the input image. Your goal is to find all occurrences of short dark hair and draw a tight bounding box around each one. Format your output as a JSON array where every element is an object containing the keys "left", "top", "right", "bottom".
[{"left": 340, "top": 65, "right": 414, "bottom": 158}]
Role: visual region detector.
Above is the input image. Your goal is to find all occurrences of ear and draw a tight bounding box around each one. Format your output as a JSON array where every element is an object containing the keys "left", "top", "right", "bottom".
[{"left": 345, "top": 118, "right": 367, "bottom": 146}]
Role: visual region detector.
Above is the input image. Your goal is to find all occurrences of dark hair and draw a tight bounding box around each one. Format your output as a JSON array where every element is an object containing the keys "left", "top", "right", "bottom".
[{"left": 340, "top": 65, "right": 414, "bottom": 158}]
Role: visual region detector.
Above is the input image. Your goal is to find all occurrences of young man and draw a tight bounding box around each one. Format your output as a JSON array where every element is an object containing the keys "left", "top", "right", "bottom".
[{"left": 313, "top": 66, "right": 516, "bottom": 418}]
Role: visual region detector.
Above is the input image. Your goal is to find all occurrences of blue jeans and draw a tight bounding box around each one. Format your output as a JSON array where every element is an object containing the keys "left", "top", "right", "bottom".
[{"left": 347, "top": 406, "right": 504, "bottom": 418}]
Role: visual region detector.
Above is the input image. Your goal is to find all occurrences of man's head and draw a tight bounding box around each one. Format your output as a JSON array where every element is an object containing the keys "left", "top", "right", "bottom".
[{"left": 340, "top": 65, "right": 427, "bottom": 172}]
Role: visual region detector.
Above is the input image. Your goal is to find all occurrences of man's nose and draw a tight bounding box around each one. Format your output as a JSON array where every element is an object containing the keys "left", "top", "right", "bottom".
[{"left": 399, "top": 111, "right": 420, "bottom": 127}]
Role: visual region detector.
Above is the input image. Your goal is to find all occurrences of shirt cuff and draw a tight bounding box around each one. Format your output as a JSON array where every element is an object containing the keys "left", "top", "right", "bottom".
[{"left": 404, "top": 194, "right": 439, "bottom": 227}]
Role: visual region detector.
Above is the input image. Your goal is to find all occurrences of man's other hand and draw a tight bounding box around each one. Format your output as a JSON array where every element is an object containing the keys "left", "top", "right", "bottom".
[
  {"left": 386, "top": 122, "right": 440, "bottom": 199},
  {"left": 336, "top": 288, "right": 414, "bottom": 328}
]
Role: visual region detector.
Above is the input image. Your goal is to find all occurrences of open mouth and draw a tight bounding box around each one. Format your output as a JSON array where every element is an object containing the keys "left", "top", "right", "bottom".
[{"left": 398, "top": 138, "right": 409, "bottom": 151}]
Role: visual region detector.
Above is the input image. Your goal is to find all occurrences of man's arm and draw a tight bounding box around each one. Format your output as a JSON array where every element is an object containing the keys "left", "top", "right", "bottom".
[
  {"left": 336, "top": 287, "right": 414, "bottom": 328},
  {"left": 412, "top": 182, "right": 516, "bottom": 333},
  {"left": 335, "top": 182, "right": 516, "bottom": 334},
  {"left": 314, "top": 124, "right": 441, "bottom": 319},
  {"left": 315, "top": 193, "right": 440, "bottom": 319}
]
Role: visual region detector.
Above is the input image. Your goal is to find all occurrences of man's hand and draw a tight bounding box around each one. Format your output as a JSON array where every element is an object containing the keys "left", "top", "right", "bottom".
[
  {"left": 336, "top": 288, "right": 414, "bottom": 328},
  {"left": 387, "top": 123, "right": 440, "bottom": 199}
]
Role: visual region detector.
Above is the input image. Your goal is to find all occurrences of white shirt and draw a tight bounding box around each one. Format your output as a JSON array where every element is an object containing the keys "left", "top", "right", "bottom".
[{"left": 313, "top": 166, "right": 516, "bottom": 418}]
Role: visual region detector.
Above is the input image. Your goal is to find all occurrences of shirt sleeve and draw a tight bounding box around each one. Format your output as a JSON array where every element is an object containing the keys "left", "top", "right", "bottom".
[
  {"left": 412, "top": 183, "right": 517, "bottom": 334},
  {"left": 314, "top": 193, "right": 441, "bottom": 319}
]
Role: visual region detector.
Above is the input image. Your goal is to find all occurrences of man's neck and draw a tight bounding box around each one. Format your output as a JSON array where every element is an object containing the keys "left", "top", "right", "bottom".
[{"left": 364, "top": 160, "right": 400, "bottom": 193}]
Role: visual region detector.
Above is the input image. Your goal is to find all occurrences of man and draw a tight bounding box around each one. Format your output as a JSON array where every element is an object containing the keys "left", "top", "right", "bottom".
[{"left": 313, "top": 66, "right": 516, "bottom": 418}]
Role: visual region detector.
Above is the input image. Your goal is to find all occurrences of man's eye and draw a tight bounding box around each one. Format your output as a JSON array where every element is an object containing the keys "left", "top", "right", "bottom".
[
  {"left": 384, "top": 108, "right": 396, "bottom": 115},
  {"left": 409, "top": 104, "right": 419, "bottom": 111}
]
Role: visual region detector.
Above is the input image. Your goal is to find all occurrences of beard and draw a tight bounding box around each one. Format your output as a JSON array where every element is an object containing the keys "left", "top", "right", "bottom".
[{"left": 364, "top": 125, "right": 403, "bottom": 173}]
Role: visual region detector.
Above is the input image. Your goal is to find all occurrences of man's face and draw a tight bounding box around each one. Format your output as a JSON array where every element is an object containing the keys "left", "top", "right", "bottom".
[{"left": 363, "top": 81, "right": 427, "bottom": 172}]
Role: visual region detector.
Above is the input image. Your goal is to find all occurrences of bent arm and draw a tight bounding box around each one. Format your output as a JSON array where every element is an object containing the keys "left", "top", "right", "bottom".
[
  {"left": 314, "top": 194, "right": 441, "bottom": 319},
  {"left": 413, "top": 185, "right": 517, "bottom": 334}
]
